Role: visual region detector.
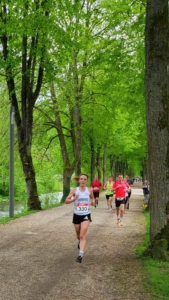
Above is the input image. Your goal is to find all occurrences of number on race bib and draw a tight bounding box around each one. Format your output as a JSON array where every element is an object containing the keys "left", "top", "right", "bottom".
[
  {"left": 77, "top": 206, "right": 88, "bottom": 212},
  {"left": 76, "top": 203, "right": 89, "bottom": 212}
]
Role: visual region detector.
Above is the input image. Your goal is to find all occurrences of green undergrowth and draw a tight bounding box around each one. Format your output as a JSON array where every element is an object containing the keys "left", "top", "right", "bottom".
[
  {"left": 136, "top": 208, "right": 169, "bottom": 299},
  {"left": 136, "top": 208, "right": 150, "bottom": 258}
]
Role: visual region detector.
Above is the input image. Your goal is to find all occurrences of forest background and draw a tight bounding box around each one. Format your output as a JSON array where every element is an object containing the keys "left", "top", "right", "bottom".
[{"left": 0, "top": 0, "right": 147, "bottom": 209}]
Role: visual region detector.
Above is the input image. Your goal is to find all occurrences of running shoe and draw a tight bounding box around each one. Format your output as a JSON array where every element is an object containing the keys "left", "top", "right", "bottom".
[
  {"left": 120, "top": 221, "right": 124, "bottom": 226},
  {"left": 75, "top": 255, "right": 82, "bottom": 263},
  {"left": 116, "top": 219, "right": 120, "bottom": 225}
]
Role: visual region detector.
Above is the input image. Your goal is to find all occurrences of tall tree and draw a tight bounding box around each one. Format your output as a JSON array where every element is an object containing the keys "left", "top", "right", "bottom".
[
  {"left": 0, "top": 0, "right": 147, "bottom": 205},
  {"left": 145, "top": 0, "right": 169, "bottom": 251},
  {"left": 37, "top": 0, "right": 123, "bottom": 199},
  {"left": 0, "top": 1, "right": 52, "bottom": 209}
]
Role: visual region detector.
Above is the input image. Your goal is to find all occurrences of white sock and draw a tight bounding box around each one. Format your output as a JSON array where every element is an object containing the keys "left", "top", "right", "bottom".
[{"left": 79, "top": 251, "right": 84, "bottom": 257}]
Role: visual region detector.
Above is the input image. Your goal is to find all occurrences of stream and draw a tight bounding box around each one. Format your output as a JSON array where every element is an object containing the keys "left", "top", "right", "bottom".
[{"left": 0, "top": 192, "right": 63, "bottom": 219}]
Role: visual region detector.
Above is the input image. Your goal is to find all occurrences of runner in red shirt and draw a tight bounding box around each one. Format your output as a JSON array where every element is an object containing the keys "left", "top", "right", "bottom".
[
  {"left": 91, "top": 176, "right": 102, "bottom": 208},
  {"left": 113, "top": 174, "right": 130, "bottom": 226}
]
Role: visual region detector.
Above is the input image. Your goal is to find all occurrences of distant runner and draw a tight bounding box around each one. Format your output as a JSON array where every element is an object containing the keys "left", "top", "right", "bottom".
[
  {"left": 113, "top": 174, "right": 130, "bottom": 226},
  {"left": 142, "top": 180, "right": 149, "bottom": 207},
  {"left": 125, "top": 175, "right": 133, "bottom": 209},
  {"left": 104, "top": 176, "right": 114, "bottom": 210},
  {"left": 91, "top": 175, "right": 102, "bottom": 207}
]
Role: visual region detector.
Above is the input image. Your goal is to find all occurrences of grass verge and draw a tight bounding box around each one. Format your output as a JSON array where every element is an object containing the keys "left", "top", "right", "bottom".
[
  {"left": 0, "top": 209, "right": 38, "bottom": 224},
  {"left": 136, "top": 208, "right": 169, "bottom": 299},
  {"left": 0, "top": 202, "right": 64, "bottom": 225}
]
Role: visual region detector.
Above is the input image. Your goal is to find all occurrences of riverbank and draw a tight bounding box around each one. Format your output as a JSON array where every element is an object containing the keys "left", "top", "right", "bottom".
[{"left": 0, "top": 191, "right": 63, "bottom": 219}]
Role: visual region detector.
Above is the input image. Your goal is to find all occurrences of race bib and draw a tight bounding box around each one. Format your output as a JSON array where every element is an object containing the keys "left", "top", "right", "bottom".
[
  {"left": 76, "top": 203, "right": 89, "bottom": 212},
  {"left": 117, "top": 197, "right": 123, "bottom": 201},
  {"left": 93, "top": 187, "right": 99, "bottom": 190}
]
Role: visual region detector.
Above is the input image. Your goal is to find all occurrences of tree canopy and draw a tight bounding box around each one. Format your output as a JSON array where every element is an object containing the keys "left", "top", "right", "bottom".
[{"left": 0, "top": 0, "right": 147, "bottom": 205}]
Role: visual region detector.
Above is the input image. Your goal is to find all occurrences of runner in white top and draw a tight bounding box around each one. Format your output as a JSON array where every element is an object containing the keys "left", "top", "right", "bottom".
[{"left": 65, "top": 174, "right": 95, "bottom": 263}]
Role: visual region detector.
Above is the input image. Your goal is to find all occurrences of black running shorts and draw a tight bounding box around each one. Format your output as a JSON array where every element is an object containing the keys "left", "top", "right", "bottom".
[
  {"left": 115, "top": 198, "right": 126, "bottom": 207},
  {"left": 93, "top": 192, "right": 99, "bottom": 198},
  {"left": 72, "top": 213, "right": 92, "bottom": 224},
  {"left": 106, "top": 194, "right": 113, "bottom": 200}
]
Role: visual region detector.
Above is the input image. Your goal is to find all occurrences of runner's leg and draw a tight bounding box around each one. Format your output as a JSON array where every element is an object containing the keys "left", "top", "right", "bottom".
[
  {"left": 106, "top": 196, "right": 110, "bottom": 209},
  {"left": 75, "top": 220, "right": 90, "bottom": 263},
  {"left": 110, "top": 196, "right": 113, "bottom": 209},
  {"left": 74, "top": 223, "right": 81, "bottom": 249},
  {"left": 79, "top": 220, "right": 90, "bottom": 252},
  {"left": 94, "top": 196, "right": 97, "bottom": 208},
  {"left": 74, "top": 224, "right": 81, "bottom": 240},
  {"left": 116, "top": 202, "right": 120, "bottom": 224},
  {"left": 95, "top": 196, "right": 99, "bottom": 205},
  {"left": 124, "top": 196, "right": 128, "bottom": 212},
  {"left": 119, "top": 203, "right": 125, "bottom": 225}
]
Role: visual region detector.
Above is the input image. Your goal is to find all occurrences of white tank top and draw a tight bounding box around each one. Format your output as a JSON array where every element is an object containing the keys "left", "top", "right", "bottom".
[{"left": 74, "top": 187, "right": 91, "bottom": 216}]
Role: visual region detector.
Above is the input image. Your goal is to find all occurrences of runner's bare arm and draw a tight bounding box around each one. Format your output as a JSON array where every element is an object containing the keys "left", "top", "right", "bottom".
[
  {"left": 112, "top": 185, "right": 121, "bottom": 192},
  {"left": 103, "top": 182, "right": 107, "bottom": 189},
  {"left": 89, "top": 188, "right": 95, "bottom": 206},
  {"left": 65, "top": 188, "right": 78, "bottom": 204}
]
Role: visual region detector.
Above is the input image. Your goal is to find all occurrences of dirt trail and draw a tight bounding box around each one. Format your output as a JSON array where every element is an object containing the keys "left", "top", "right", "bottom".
[{"left": 0, "top": 183, "right": 151, "bottom": 300}]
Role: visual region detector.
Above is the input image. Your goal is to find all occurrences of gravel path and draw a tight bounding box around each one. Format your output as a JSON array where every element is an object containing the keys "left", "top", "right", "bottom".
[{"left": 0, "top": 183, "right": 151, "bottom": 300}]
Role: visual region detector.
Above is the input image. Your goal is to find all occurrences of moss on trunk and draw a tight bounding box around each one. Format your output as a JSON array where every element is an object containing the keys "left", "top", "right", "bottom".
[{"left": 150, "top": 217, "right": 169, "bottom": 261}]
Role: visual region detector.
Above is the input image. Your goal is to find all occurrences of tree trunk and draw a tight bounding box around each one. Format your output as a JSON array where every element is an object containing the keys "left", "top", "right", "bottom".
[
  {"left": 75, "top": 161, "right": 81, "bottom": 177},
  {"left": 21, "top": 153, "right": 40, "bottom": 209},
  {"left": 16, "top": 116, "right": 41, "bottom": 209},
  {"left": 96, "top": 145, "right": 102, "bottom": 181},
  {"left": 50, "top": 85, "right": 76, "bottom": 202},
  {"left": 0, "top": 3, "right": 50, "bottom": 210},
  {"left": 142, "top": 158, "right": 148, "bottom": 182},
  {"left": 90, "top": 138, "right": 95, "bottom": 181},
  {"left": 110, "top": 154, "right": 116, "bottom": 178},
  {"left": 115, "top": 160, "right": 119, "bottom": 178},
  {"left": 61, "top": 167, "right": 73, "bottom": 202},
  {"left": 115, "top": 160, "right": 123, "bottom": 176},
  {"left": 6, "top": 75, "right": 42, "bottom": 211},
  {"left": 145, "top": 0, "right": 169, "bottom": 244},
  {"left": 73, "top": 52, "right": 83, "bottom": 177},
  {"left": 103, "top": 145, "right": 107, "bottom": 184}
]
